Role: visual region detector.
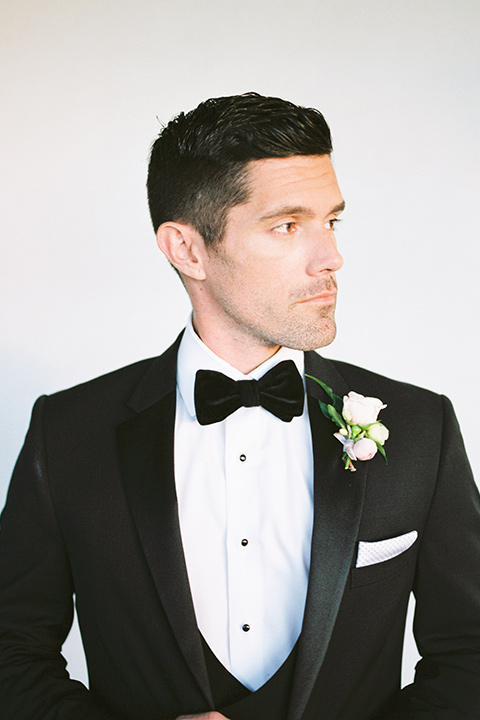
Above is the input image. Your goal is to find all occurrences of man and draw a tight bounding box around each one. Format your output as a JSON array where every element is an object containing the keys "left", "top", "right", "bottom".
[{"left": 0, "top": 93, "right": 479, "bottom": 720}]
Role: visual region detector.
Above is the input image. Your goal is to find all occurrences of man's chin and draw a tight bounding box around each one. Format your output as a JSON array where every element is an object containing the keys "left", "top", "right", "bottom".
[
  {"left": 304, "top": 333, "right": 336, "bottom": 352},
  {"left": 314, "top": 321, "right": 337, "bottom": 350},
  {"left": 281, "top": 320, "right": 337, "bottom": 352}
]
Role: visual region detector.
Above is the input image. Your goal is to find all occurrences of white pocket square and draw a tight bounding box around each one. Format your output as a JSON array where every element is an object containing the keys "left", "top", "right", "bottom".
[{"left": 356, "top": 530, "right": 418, "bottom": 568}]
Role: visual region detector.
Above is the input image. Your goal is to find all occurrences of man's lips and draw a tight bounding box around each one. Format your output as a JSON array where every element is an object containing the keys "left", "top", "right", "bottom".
[{"left": 297, "top": 290, "right": 337, "bottom": 304}]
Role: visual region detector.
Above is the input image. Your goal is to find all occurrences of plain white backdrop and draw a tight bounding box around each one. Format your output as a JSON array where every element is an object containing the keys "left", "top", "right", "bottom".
[{"left": 1, "top": 0, "right": 479, "bottom": 693}]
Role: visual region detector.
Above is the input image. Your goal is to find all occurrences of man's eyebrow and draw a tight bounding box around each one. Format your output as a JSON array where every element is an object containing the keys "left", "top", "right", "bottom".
[
  {"left": 258, "top": 200, "right": 346, "bottom": 222},
  {"left": 258, "top": 206, "right": 315, "bottom": 222},
  {"left": 331, "top": 200, "right": 346, "bottom": 214}
]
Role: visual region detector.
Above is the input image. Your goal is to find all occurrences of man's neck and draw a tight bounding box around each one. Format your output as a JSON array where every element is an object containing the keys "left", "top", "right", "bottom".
[{"left": 191, "top": 315, "right": 282, "bottom": 375}]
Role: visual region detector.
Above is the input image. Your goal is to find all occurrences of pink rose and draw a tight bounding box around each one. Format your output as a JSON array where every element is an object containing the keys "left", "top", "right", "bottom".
[
  {"left": 353, "top": 438, "right": 378, "bottom": 461},
  {"left": 342, "top": 391, "right": 387, "bottom": 427}
]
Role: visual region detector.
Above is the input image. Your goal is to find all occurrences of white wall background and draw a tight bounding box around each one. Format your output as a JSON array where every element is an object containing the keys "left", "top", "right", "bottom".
[{"left": 1, "top": 0, "right": 479, "bottom": 694}]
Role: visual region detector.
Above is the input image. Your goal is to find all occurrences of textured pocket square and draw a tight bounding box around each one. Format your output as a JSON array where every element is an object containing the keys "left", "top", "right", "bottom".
[{"left": 356, "top": 530, "right": 418, "bottom": 568}]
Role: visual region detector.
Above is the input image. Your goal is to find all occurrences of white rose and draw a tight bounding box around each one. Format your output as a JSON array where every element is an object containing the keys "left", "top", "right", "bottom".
[
  {"left": 366, "top": 422, "right": 389, "bottom": 446},
  {"left": 353, "top": 437, "right": 378, "bottom": 461},
  {"left": 342, "top": 391, "right": 387, "bottom": 427}
]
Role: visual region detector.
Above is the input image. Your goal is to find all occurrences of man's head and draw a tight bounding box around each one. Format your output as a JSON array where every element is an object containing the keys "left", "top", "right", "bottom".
[
  {"left": 148, "top": 93, "right": 344, "bottom": 368},
  {"left": 147, "top": 92, "right": 333, "bottom": 247}
]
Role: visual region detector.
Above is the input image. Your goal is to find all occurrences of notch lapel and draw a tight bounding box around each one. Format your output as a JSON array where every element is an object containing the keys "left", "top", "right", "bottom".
[
  {"left": 288, "top": 352, "right": 368, "bottom": 720},
  {"left": 116, "top": 337, "right": 213, "bottom": 705}
]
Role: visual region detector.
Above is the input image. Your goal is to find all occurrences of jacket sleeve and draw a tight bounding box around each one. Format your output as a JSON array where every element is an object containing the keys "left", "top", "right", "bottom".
[
  {"left": 382, "top": 395, "right": 480, "bottom": 719},
  {"left": 0, "top": 397, "right": 117, "bottom": 720}
]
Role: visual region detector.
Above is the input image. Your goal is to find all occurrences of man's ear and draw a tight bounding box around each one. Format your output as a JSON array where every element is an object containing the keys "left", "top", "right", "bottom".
[{"left": 156, "top": 222, "right": 207, "bottom": 280}]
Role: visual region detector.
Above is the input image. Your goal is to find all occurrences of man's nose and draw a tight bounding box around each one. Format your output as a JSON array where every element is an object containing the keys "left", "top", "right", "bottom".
[{"left": 306, "top": 233, "right": 343, "bottom": 276}]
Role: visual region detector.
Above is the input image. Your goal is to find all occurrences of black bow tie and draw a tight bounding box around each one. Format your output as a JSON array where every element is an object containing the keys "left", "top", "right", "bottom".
[{"left": 194, "top": 360, "right": 304, "bottom": 425}]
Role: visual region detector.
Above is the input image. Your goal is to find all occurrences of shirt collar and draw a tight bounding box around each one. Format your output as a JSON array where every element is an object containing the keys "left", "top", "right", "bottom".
[{"left": 177, "top": 315, "right": 305, "bottom": 419}]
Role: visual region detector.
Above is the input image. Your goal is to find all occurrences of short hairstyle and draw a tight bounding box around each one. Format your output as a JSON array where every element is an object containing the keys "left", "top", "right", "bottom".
[{"left": 147, "top": 92, "right": 332, "bottom": 246}]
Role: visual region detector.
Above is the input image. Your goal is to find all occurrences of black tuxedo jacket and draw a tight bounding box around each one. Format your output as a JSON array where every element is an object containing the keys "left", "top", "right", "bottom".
[{"left": 0, "top": 337, "right": 479, "bottom": 720}]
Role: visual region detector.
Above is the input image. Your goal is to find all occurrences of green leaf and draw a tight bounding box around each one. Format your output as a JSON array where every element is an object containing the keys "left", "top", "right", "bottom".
[
  {"left": 318, "top": 400, "right": 333, "bottom": 422},
  {"left": 332, "top": 396, "right": 344, "bottom": 415},
  {"left": 306, "top": 375, "right": 338, "bottom": 402},
  {"left": 306, "top": 374, "right": 344, "bottom": 414},
  {"left": 327, "top": 404, "right": 346, "bottom": 429},
  {"left": 376, "top": 443, "right": 388, "bottom": 464}
]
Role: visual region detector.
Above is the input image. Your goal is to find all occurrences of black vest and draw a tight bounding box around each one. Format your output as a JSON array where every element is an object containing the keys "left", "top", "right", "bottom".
[{"left": 202, "top": 636, "right": 298, "bottom": 720}]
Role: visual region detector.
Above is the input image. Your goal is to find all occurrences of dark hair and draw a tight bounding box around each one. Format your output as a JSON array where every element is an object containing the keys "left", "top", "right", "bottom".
[{"left": 147, "top": 92, "right": 332, "bottom": 246}]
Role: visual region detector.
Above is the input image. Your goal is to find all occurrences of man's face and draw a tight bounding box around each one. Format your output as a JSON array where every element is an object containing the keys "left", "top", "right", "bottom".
[{"left": 195, "top": 154, "right": 344, "bottom": 353}]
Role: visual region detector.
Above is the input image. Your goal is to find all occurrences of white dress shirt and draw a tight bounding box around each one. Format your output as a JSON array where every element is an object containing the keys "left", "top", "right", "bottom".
[{"left": 175, "top": 318, "right": 314, "bottom": 690}]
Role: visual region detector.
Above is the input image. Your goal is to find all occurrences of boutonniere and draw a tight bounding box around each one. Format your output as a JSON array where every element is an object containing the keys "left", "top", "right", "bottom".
[{"left": 306, "top": 375, "right": 389, "bottom": 472}]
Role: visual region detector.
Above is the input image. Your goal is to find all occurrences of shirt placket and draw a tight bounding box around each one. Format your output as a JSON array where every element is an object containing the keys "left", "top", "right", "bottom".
[{"left": 224, "top": 406, "right": 266, "bottom": 684}]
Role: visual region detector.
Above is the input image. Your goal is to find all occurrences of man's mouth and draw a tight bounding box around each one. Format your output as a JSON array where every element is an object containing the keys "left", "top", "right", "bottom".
[{"left": 297, "top": 290, "right": 337, "bottom": 304}]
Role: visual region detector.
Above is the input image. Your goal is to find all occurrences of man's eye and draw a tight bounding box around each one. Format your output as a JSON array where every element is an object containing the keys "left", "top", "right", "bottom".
[
  {"left": 325, "top": 218, "right": 341, "bottom": 231},
  {"left": 275, "top": 221, "right": 296, "bottom": 234}
]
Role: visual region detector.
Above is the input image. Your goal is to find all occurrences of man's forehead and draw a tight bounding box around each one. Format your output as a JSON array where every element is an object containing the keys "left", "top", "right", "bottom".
[
  {"left": 245, "top": 153, "right": 332, "bottom": 174},
  {"left": 241, "top": 154, "right": 343, "bottom": 212}
]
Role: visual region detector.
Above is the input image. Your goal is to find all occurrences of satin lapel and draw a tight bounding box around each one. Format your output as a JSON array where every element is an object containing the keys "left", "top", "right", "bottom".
[
  {"left": 288, "top": 352, "right": 368, "bottom": 720},
  {"left": 116, "top": 338, "right": 212, "bottom": 705}
]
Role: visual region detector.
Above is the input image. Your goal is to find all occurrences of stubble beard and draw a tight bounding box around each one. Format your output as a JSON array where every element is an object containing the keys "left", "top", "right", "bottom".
[
  {"left": 227, "top": 299, "right": 338, "bottom": 353},
  {"left": 268, "top": 305, "right": 337, "bottom": 351},
  {"left": 202, "top": 249, "right": 339, "bottom": 352},
  {"left": 264, "top": 277, "right": 339, "bottom": 351}
]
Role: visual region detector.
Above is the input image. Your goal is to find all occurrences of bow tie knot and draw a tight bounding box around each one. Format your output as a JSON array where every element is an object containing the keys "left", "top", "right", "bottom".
[
  {"left": 237, "top": 379, "right": 261, "bottom": 408},
  {"left": 194, "top": 360, "right": 304, "bottom": 425}
]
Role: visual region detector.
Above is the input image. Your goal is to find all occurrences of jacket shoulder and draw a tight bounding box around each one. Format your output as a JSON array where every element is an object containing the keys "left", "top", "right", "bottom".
[
  {"left": 328, "top": 357, "right": 439, "bottom": 399},
  {"left": 40, "top": 333, "right": 182, "bottom": 423},
  {"left": 44, "top": 356, "right": 156, "bottom": 409},
  {"left": 313, "top": 354, "right": 446, "bottom": 423}
]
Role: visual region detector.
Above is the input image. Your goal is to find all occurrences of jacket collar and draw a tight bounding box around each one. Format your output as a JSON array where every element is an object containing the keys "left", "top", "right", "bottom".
[
  {"left": 287, "top": 351, "right": 368, "bottom": 720},
  {"left": 125, "top": 331, "right": 182, "bottom": 413},
  {"left": 118, "top": 331, "right": 213, "bottom": 705}
]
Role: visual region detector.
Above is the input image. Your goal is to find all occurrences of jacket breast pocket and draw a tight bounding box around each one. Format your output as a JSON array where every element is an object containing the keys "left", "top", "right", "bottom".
[{"left": 350, "top": 541, "right": 417, "bottom": 588}]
